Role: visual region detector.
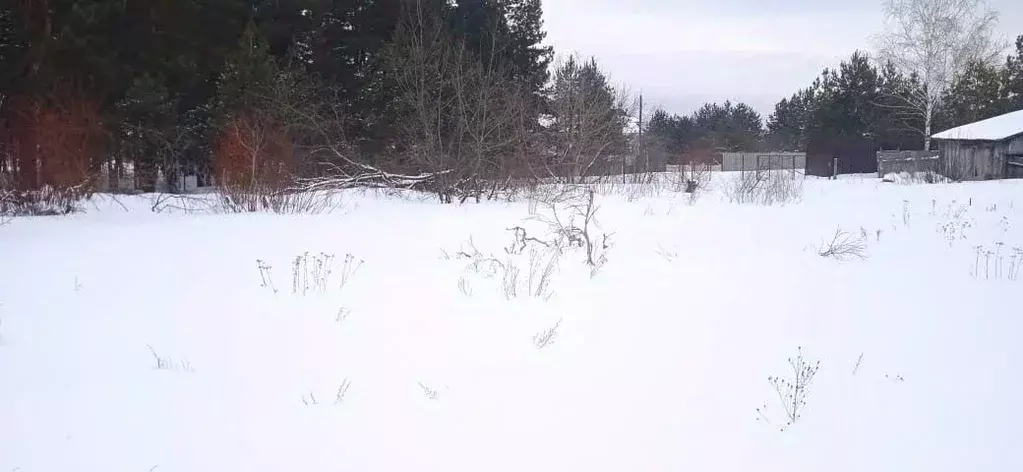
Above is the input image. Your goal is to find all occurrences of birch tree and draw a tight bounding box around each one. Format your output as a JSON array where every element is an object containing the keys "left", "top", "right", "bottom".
[{"left": 874, "top": 0, "right": 1004, "bottom": 149}]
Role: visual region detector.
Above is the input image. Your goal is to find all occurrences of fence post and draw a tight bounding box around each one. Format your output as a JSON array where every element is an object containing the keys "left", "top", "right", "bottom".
[{"left": 832, "top": 157, "right": 838, "bottom": 180}]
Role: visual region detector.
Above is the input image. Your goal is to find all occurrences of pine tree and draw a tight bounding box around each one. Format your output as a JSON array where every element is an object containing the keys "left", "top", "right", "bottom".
[
  {"left": 941, "top": 60, "right": 1008, "bottom": 128},
  {"left": 448, "top": 0, "right": 551, "bottom": 99},
  {"left": 215, "top": 21, "right": 279, "bottom": 120},
  {"left": 691, "top": 101, "right": 763, "bottom": 152},
  {"left": 304, "top": 0, "right": 401, "bottom": 154},
  {"left": 1005, "top": 35, "right": 1023, "bottom": 110},
  {"left": 767, "top": 86, "right": 818, "bottom": 151},
  {"left": 504, "top": 0, "right": 553, "bottom": 100},
  {"left": 801, "top": 52, "right": 922, "bottom": 150},
  {"left": 647, "top": 109, "right": 681, "bottom": 154},
  {"left": 549, "top": 55, "right": 628, "bottom": 181}
]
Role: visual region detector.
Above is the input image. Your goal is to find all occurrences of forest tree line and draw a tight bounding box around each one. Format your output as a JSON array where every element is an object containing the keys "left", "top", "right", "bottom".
[
  {"left": 646, "top": 38, "right": 1023, "bottom": 161},
  {"left": 2, "top": 0, "right": 1023, "bottom": 203}
]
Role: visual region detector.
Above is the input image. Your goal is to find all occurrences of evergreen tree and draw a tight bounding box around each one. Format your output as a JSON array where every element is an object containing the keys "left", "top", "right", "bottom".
[
  {"left": 766, "top": 86, "right": 818, "bottom": 151},
  {"left": 503, "top": 0, "right": 554, "bottom": 100},
  {"left": 304, "top": 0, "right": 401, "bottom": 154},
  {"left": 449, "top": 0, "right": 551, "bottom": 99},
  {"left": 806, "top": 52, "right": 921, "bottom": 150},
  {"left": 1005, "top": 35, "right": 1023, "bottom": 110},
  {"left": 215, "top": 21, "right": 279, "bottom": 119},
  {"left": 691, "top": 101, "right": 763, "bottom": 151},
  {"left": 549, "top": 55, "right": 628, "bottom": 180},
  {"left": 647, "top": 109, "right": 683, "bottom": 154},
  {"left": 875, "top": 61, "right": 925, "bottom": 149},
  {"left": 0, "top": 3, "right": 28, "bottom": 96},
  {"left": 940, "top": 60, "right": 1009, "bottom": 128}
]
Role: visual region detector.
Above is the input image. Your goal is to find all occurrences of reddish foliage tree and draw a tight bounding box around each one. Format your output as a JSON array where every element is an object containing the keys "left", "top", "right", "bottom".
[
  {"left": 2, "top": 92, "right": 105, "bottom": 191},
  {"left": 213, "top": 113, "right": 295, "bottom": 189}
]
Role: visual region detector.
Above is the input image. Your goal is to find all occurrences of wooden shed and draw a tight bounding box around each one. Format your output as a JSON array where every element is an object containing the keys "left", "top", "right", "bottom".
[{"left": 931, "top": 109, "right": 1023, "bottom": 181}]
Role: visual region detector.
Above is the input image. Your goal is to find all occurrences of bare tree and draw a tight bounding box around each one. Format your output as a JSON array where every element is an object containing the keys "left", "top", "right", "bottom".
[
  {"left": 382, "top": 0, "right": 536, "bottom": 203},
  {"left": 874, "top": 0, "right": 1005, "bottom": 149},
  {"left": 232, "top": 57, "right": 443, "bottom": 198}
]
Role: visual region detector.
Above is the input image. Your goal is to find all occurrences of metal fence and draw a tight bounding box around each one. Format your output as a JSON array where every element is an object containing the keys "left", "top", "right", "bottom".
[{"left": 721, "top": 152, "right": 805, "bottom": 172}]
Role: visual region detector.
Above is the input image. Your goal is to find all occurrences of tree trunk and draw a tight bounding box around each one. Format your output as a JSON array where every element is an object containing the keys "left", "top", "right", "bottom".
[
  {"left": 12, "top": 111, "right": 38, "bottom": 191},
  {"left": 924, "top": 98, "right": 934, "bottom": 151}
]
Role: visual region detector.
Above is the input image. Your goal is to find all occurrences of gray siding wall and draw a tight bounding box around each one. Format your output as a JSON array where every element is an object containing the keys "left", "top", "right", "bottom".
[
  {"left": 1006, "top": 135, "right": 1023, "bottom": 178},
  {"left": 937, "top": 139, "right": 1004, "bottom": 181}
]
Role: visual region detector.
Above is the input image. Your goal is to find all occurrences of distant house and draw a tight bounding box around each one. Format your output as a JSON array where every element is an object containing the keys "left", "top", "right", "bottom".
[{"left": 931, "top": 109, "right": 1023, "bottom": 181}]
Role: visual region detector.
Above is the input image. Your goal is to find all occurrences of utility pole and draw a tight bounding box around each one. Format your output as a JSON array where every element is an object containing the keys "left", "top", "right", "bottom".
[
  {"left": 639, "top": 94, "right": 646, "bottom": 176},
  {"left": 627, "top": 94, "right": 643, "bottom": 183}
]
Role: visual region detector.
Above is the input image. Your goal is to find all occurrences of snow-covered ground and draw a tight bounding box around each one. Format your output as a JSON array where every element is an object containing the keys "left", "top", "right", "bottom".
[{"left": 2, "top": 173, "right": 1023, "bottom": 471}]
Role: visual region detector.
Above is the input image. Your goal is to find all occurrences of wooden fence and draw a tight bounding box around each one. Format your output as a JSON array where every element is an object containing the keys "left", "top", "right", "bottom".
[{"left": 876, "top": 150, "right": 940, "bottom": 178}]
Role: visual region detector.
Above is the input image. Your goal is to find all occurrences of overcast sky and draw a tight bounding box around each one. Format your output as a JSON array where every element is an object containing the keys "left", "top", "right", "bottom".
[{"left": 542, "top": 0, "right": 1023, "bottom": 119}]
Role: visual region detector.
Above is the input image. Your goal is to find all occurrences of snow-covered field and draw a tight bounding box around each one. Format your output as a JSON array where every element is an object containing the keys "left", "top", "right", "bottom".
[{"left": 2, "top": 173, "right": 1023, "bottom": 471}]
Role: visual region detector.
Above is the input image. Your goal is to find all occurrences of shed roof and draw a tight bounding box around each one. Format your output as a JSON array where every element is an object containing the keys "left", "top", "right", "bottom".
[{"left": 932, "top": 109, "right": 1023, "bottom": 141}]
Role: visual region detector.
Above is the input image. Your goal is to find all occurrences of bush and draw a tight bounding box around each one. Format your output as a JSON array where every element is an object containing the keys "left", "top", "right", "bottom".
[
  {"left": 818, "top": 228, "right": 867, "bottom": 261},
  {"left": 725, "top": 169, "right": 803, "bottom": 205},
  {"left": 214, "top": 184, "right": 339, "bottom": 214},
  {"left": 758, "top": 347, "right": 820, "bottom": 431},
  {"left": 0, "top": 183, "right": 91, "bottom": 216}
]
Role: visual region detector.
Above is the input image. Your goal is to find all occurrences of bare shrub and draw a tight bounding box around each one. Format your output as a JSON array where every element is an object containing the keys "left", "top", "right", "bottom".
[
  {"left": 533, "top": 318, "right": 562, "bottom": 349},
  {"left": 671, "top": 161, "right": 713, "bottom": 196},
  {"left": 526, "top": 246, "right": 559, "bottom": 299},
  {"left": 151, "top": 185, "right": 343, "bottom": 215},
  {"left": 457, "top": 275, "right": 473, "bottom": 296},
  {"left": 450, "top": 187, "right": 611, "bottom": 299},
  {"left": 418, "top": 382, "right": 438, "bottom": 400},
  {"left": 759, "top": 347, "right": 820, "bottom": 431},
  {"left": 725, "top": 169, "right": 803, "bottom": 205},
  {"left": 0, "top": 187, "right": 12, "bottom": 222},
  {"left": 454, "top": 236, "right": 559, "bottom": 300},
  {"left": 0, "top": 181, "right": 92, "bottom": 216},
  {"left": 532, "top": 187, "right": 613, "bottom": 274},
  {"left": 501, "top": 259, "right": 521, "bottom": 299},
  {"left": 256, "top": 259, "right": 278, "bottom": 294},
  {"left": 818, "top": 228, "right": 868, "bottom": 261},
  {"left": 149, "top": 193, "right": 217, "bottom": 214},
  {"left": 301, "top": 391, "right": 319, "bottom": 406},
  {"left": 210, "top": 108, "right": 349, "bottom": 214},
  {"left": 524, "top": 184, "right": 561, "bottom": 215},
  {"left": 291, "top": 252, "right": 337, "bottom": 296},
  {"left": 146, "top": 345, "right": 194, "bottom": 372},
  {"left": 215, "top": 184, "right": 342, "bottom": 214},
  {"left": 335, "top": 307, "right": 351, "bottom": 325},
  {"left": 973, "top": 244, "right": 1023, "bottom": 280},
  {"left": 338, "top": 253, "right": 364, "bottom": 291},
  {"left": 334, "top": 379, "right": 352, "bottom": 404},
  {"left": 1011, "top": 247, "right": 1023, "bottom": 281}
]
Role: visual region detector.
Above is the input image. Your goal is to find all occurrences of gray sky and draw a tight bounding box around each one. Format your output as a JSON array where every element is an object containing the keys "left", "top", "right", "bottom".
[{"left": 542, "top": 0, "right": 1023, "bottom": 119}]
